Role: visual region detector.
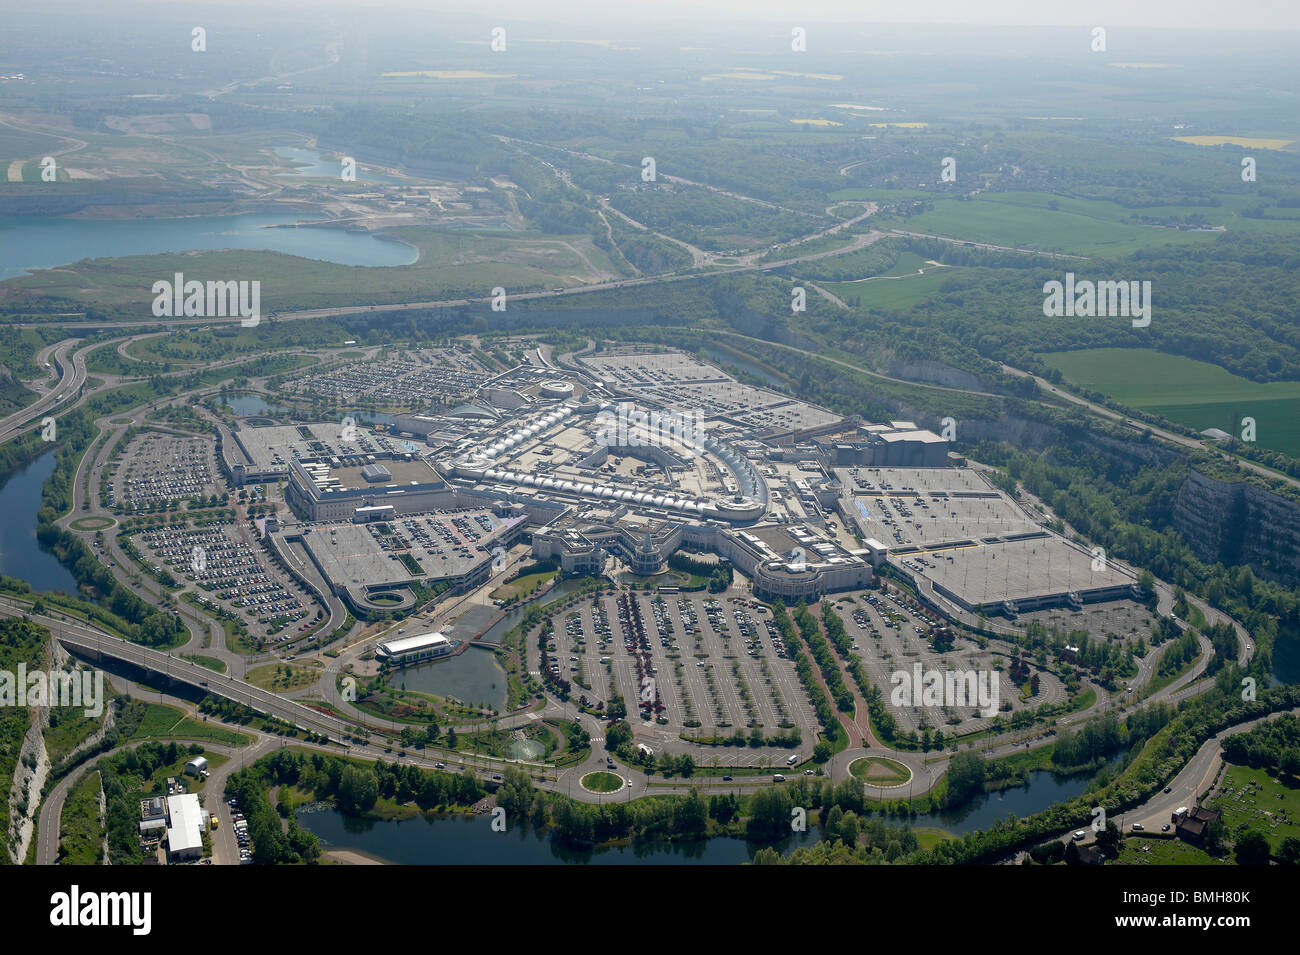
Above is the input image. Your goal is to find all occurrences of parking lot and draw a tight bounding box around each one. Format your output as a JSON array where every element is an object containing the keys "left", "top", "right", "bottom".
[
  {"left": 133, "top": 520, "right": 318, "bottom": 640},
  {"left": 828, "top": 591, "right": 1064, "bottom": 738},
  {"left": 1017, "top": 599, "right": 1158, "bottom": 647},
  {"left": 109, "top": 432, "right": 223, "bottom": 510},
  {"left": 532, "top": 590, "right": 819, "bottom": 757},
  {"left": 276, "top": 347, "right": 494, "bottom": 410}
]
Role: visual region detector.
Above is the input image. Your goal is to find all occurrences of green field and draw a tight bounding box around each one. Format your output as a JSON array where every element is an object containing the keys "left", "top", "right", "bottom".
[
  {"left": 246, "top": 662, "right": 321, "bottom": 691},
  {"left": 1042, "top": 348, "right": 1300, "bottom": 457},
  {"left": 873, "top": 251, "right": 929, "bottom": 277},
  {"left": 491, "top": 568, "right": 559, "bottom": 601},
  {"left": 127, "top": 703, "right": 250, "bottom": 745},
  {"left": 6, "top": 228, "right": 619, "bottom": 313},
  {"left": 824, "top": 267, "right": 961, "bottom": 310},
  {"left": 69, "top": 516, "right": 115, "bottom": 531},
  {"left": 882, "top": 192, "right": 1232, "bottom": 256},
  {"left": 181, "top": 654, "right": 227, "bottom": 674}
]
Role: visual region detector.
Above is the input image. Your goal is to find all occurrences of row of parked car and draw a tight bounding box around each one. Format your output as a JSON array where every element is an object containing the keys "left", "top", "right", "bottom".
[{"left": 228, "top": 798, "right": 252, "bottom": 864}]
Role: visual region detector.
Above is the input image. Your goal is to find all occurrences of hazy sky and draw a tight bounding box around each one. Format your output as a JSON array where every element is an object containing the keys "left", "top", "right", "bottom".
[
  {"left": 316, "top": 0, "right": 1300, "bottom": 31},
  {"left": 126, "top": 0, "right": 1300, "bottom": 31}
]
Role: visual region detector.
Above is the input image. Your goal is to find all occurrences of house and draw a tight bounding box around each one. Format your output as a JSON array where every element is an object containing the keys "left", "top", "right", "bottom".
[
  {"left": 1175, "top": 806, "right": 1220, "bottom": 846},
  {"left": 1075, "top": 844, "right": 1104, "bottom": 866}
]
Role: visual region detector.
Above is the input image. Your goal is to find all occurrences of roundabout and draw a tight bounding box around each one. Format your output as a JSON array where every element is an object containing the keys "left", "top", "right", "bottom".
[
  {"left": 849, "top": 756, "right": 913, "bottom": 789},
  {"left": 69, "top": 515, "right": 116, "bottom": 531},
  {"left": 579, "top": 771, "right": 624, "bottom": 794}
]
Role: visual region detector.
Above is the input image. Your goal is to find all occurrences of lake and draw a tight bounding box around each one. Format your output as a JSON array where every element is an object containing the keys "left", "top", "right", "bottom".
[
  {"left": 274, "top": 146, "right": 405, "bottom": 184},
  {"left": 292, "top": 746, "right": 1130, "bottom": 863},
  {"left": 296, "top": 806, "right": 820, "bottom": 865},
  {"left": 383, "top": 579, "right": 602, "bottom": 711},
  {"left": 390, "top": 645, "right": 507, "bottom": 711},
  {"left": 922, "top": 764, "right": 1115, "bottom": 835},
  {"left": 0, "top": 450, "right": 78, "bottom": 593},
  {"left": 0, "top": 212, "right": 417, "bottom": 280}
]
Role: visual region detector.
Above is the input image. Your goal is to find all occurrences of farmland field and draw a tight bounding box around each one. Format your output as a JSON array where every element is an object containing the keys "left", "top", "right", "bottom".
[
  {"left": 1172, "top": 135, "right": 1295, "bottom": 150},
  {"left": 1042, "top": 348, "right": 1300, "bottom": 456},
  {"left": 881, "top": 192, "right": 1225, "bottom": 256}
]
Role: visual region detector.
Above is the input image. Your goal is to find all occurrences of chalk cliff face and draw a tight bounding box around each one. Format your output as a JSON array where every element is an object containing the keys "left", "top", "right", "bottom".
[
  {"left": 887, "top": 359, "right": 987, "bottom": 392},
  {"left": 1173, "top": 469, "right": 1300, "bottom": 585}
]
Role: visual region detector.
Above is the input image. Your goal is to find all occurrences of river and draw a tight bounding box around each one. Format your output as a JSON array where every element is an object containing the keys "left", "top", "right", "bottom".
[{"left": 0, "top": 450, "right": 78, "bottom": 593}]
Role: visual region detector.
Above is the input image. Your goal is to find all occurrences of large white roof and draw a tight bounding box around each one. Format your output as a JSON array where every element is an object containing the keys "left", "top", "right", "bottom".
[
  {"left": 378, "top": 631, "right": 450, "bottom": 655},
  {"left": 166, "top": 793, "right": 204, "bottom": 854}
]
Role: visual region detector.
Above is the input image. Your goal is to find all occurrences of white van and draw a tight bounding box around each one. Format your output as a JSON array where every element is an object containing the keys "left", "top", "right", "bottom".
[
  {"left": 772, "top": 774, "right": 786, "bottom": 782},
  {"left": 786, "top": 754, "right": 799, "bottom": 766}
]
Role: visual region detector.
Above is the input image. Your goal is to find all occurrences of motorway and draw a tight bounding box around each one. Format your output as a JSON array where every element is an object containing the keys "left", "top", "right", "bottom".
[{"left": 0, "top": 337, "right": 86, "bottom": 443}]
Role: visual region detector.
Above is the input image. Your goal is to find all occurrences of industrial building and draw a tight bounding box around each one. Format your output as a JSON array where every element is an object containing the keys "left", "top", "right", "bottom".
[
  {"left": 374, "top": 631, "right": 455, "bottom": 666},
  {"left": 165, "top": 793, "right": 205, "bottom": 862}
]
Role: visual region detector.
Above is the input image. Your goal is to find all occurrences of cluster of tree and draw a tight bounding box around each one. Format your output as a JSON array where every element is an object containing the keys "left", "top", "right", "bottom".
[
  {"left": 944, "top": 751, "right": 988, "bottom": 808},
  {"left": 909, "top": 682, "right": 1300, "bottom": 865},
  {"left": 608, "top": 227, "right": 694, "bottom": 274},
  {"left": 679, "top": 727, "right": 801, "bottom": 748},
  {"left": 318, "top": 108, "right": 512, "bottom": 179},
  {"left": 769, "top": 602, "right": 839, "bottom": 740},
  {"left": 1021, "top": 620, "right": 1137, "bottom": 682},
  {"left": 793, "top": 603, "right": 854, "bottom": 712},
  {"left": 0, "top": 618, "right": 46, "bottom": 837},
  {"left": 1220, "top": 713, "right": 1300, "bottom": 777},
  {"left": 1050, "top": 713, "right": 1125, "bottom": 771},
  {"left": 224, "top": 762, "right": 320, "bottom": 865},
  {"left": 862, "top": 682, "right": 900, "bottom": 745},
  {"left": 1157, "top": 627, "right": 1203, "bottom": 678},
  {"left": 608, "top": 185, "right": 811, "bottom": 252}
]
